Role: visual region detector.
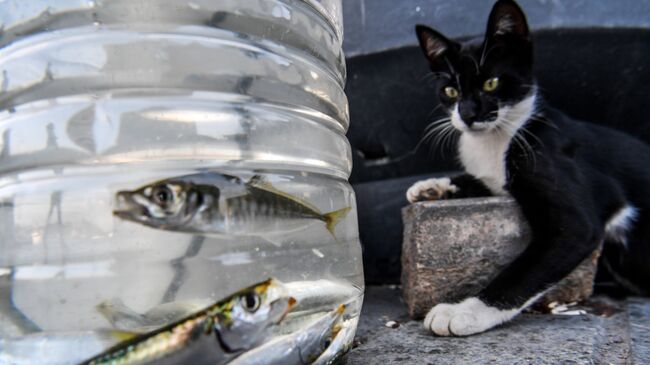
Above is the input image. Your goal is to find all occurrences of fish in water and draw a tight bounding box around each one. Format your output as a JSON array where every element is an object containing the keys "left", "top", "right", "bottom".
[
  {"left": 79, "top": 279, "right": 296, "bottom": 365},
  {"left": 228, "top": 304, "right": 346, "bottom": 365},
  {"left": 96, "top": 298, "right": 211, "bottom": 332},
  {"left": 113, "top": 173, "right": 351, "bottom": 238},
  {"left": 311, "top": 318, "right": 356, "bottom": 365}
]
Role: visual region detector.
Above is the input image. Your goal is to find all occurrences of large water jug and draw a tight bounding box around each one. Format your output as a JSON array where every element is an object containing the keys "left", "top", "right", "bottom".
[{"left": 0, "top": 1, "right": 363, "bottom": 364}]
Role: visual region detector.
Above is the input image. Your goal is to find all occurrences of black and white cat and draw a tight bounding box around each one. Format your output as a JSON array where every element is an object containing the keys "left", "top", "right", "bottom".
[{"left": 407, "top": 0, "right": 650, "bottom": 336}]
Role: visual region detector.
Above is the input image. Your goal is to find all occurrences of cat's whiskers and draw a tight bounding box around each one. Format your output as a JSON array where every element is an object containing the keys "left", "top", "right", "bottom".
[
  {"left": 411, "top": 117, "right": 455, "bottom": 157},
  {"left": 365, "top": 114, "right": 454, "bottom": 165},
  {"left": 417, "top": 115, "right": 458, "bottom": 159},
  {"left": 424, "top": 115, "right": 452, "bottom": 132},
  {"left": 368, "top": 117, "right": 454, "bottom": 165},
  {"left": 430, "top": 122, "right": 459, "bottom": 159},
  {"left": 425, "top": 105, "right": 446, "bottom": 121},
  {"left": 528, "top": 114, "right": 559, "bottom": 130},
  {"left": 517, "top": 125, "right": 544, "bottom": 147},
  {"left": 422, "top": 123, "right": 452, "bottom": 146},
  {"left": 485, "top": 108, "right": 532, "bottom": 160},
  {"left": 423, "top": 123, "right": 450, "bottom": 142},
  {"left": 496, "top": 111, "right": 543, "bottom": 143},
  {"left": 496, "top": 122, "right": 536, "bottom": 168},
  {"left": 442, "top": 123, "right": 459, "bottom": 150},
  {"left": 496, "top": 115, "right": 539, "bottom": 168}
]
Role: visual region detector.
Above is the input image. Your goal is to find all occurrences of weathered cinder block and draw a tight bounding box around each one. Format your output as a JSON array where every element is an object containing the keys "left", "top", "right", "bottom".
[{"left": 401, "top": 197, "right": 600, "bottom": 319}]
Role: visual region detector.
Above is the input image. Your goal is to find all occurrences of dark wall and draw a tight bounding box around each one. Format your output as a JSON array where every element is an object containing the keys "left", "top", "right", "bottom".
[
  {"left": 346, "top": 28, "right": 650, "bottom": 184},
  {"left": 342, "top": 0, "right": 650, "bottom": 57}
]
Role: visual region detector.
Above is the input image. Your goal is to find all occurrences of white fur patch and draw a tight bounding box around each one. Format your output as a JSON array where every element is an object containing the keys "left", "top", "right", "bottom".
[
  {"left": 604, "top": 205, "right": 638, "bottom": 248},
  {"left": 454, "top": 93, "right": 537, "bottom": 195},
  {"left": 423, "top": 293, "right": 543, "bottom": 336},
  {"left": 450, "top": 104, "right": 466, "bottom": 132},
  {"left": 406, "top": 177, "right": 459, "bottom": 203}
]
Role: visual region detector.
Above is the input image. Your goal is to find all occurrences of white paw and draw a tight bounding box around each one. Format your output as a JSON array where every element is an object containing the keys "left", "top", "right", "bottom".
[
  {"left": 406, "top": 177, "right": 459, "bottom": 203},
  {"left": 423, "top": 297, "right": 517, "bottom": 336}
]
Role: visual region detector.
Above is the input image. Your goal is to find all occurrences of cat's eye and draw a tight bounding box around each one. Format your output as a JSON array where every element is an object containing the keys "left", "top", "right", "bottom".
[
  {"left": 443, "top": 86, "right": 459, "bottom": 99},
  {"left": 483, "top": 77, "right": 500, "bottom": 92}
]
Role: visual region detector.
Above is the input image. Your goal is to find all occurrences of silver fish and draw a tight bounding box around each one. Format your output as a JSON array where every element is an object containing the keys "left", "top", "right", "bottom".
[
  {"left": 228, "top": 304, "right": 346, "bottom": 365},
  {"left": 114, "top": 173, "right": 350, "bottom": 238},
  {"left": 311, "top": 318, "right": 356, "bottom": 365},
  {"left": 285, "top": 280, "right": 361, "bottom": 315},
  {"left": 79, "top": 279, "right": 296, "bottom": 365}
]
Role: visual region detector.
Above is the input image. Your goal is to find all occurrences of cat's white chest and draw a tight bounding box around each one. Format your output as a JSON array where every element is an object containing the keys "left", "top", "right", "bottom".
[{"left": 458, "top": 133, "right": 510, "bottom": 195}]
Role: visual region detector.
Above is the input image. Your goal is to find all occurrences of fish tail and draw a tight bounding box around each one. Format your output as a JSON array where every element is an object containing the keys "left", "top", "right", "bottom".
[{"left": 323, "top": 207, "right": 351, "bottom": 239}]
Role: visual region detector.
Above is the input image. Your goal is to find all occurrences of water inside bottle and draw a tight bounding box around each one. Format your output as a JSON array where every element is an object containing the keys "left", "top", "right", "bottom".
[{"left": 0, "top": 0, "right": 362, "bottom": 363}]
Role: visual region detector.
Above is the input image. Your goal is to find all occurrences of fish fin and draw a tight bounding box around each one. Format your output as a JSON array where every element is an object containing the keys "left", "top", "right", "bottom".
[
  {"left": 323, "top": 207, "right": 351, "bottom": 239},
  {"left": 109, "top": 330, "right": 140, "bottom": 341},
  {"left": 96, "top": 329, "right": 141, "bottom": 342},
  {"left": 96, "top": 297, "right": 145, "bottom": 327},
  {"left": 247, "top": 175, "right": 322, "bottom": 214}
]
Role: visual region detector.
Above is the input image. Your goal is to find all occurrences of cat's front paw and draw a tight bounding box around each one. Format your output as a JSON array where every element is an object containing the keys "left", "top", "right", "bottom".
[
  {"left": 423, "top": 297, "right": 517, "bottom": 336},
  {"left": 406, "top": 177, "right": 459, "bottom": 203}
]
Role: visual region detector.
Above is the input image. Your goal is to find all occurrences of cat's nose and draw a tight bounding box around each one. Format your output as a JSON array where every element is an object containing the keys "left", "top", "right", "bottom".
[{"left": 459, "top": 100, "right": 479, "bottom": 126}]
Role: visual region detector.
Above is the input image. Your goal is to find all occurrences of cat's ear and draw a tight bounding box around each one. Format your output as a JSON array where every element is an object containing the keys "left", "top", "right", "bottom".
[
  {"left": 486, "top": 0, "right": 529, "bottom": 39},
  {"left": 415, "top": 25, "right": 457, "bottom": 62}
]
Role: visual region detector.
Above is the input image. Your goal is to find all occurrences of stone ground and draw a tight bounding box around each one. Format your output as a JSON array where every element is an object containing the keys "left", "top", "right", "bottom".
[{"left": 346, "top": 286, "right": 650, "bottom": 365}]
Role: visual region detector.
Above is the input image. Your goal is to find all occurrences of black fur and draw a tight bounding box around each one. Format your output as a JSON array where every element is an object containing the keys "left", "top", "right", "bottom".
[{"left": 415, "top": 0, "right": 650, "bottom": 310}]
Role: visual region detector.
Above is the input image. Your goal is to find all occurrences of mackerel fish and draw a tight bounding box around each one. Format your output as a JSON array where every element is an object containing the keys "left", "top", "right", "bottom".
[
  {"left": 228, "top": 304, "right": 346, "bottom": 365},
  {"left": 114, "top": 173, "right": 350, "bottom": 238},
  {"left": 79, "top": 279, "right": 295, "bottom": 365}
]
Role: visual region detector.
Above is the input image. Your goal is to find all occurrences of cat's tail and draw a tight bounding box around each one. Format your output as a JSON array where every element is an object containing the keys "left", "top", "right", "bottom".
[{"left": 323, "top": 206, "right": 352, "bottom": 239}]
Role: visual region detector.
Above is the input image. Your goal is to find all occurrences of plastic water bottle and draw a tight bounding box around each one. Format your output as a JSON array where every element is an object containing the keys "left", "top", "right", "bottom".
[{"left": 0, "top": 1, "right": 362, "bottom": 364}]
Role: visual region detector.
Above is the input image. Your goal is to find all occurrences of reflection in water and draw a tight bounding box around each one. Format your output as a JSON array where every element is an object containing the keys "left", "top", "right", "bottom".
[
  {"left": 1, "top": 130, "right": 9, "bottom": 160},
  {"left": 234, "top": 105, "right": 253, "bottom": 153},
  {"left": 0, "top": 2, "right": 358, "bottom": 363},
  {"left": 46, "top": 123, "right": 57, "bottom": 149},
  {"left": 43, "top": 123, "right": 65, "bottom": 264},
  {"left": 66, "top": 106, "right": 97, "bottom": 154},
  {"left": 1, "top": 70, "right": 8, "bottom": 94},
  {"left": 0, "top": 131, "right": 14, "bottom": 265},
  {"left": 43, "top": 190, "right": 64, "bottom": 264},
  {"left": 162, "top": 235, "right": 205, "bottom": 303},
  {"left": 0, "top": 270, "right": 41, "bottom": 336}
]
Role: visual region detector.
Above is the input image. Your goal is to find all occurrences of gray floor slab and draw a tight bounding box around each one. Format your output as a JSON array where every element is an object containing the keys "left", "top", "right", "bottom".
[
  {"left": 628, "top": 298, "right": 650, "bottom": 364},
  {"left": 347, "top": 286, "right": 648, "bottom": 365}
]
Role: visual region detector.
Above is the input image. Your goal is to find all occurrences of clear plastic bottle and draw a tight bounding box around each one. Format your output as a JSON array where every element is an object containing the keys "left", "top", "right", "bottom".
[{"left": 0, "top": 1, "right": 362, "bottom": 364}]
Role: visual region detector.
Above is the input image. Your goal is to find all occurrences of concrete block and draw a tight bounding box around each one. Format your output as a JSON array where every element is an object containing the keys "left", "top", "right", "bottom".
[{"left": 401, "top": 197, "right": 601, "bottom": 319}]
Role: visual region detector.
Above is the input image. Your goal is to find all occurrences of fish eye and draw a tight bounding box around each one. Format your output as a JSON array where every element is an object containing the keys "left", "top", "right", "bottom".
[
  {"left": 321, "top": 336, "right": 333, "bottom": 350},
  {"left": 483, "top": 77, "right": 499, "bottom": 92},
  {"left": 443, "top": 86, "right": 458, "bottom": 99},
  {"left": 152, "top": 185, "right": 174, "bottom": 206},
  {"left": 241, "top": 292, "right": 261, "bottom": 313}
]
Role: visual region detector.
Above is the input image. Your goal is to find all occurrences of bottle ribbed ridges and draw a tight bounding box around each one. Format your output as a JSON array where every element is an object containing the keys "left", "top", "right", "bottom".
[{"left": 0, "top": 0, "right": 350, "bottom": 178}]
